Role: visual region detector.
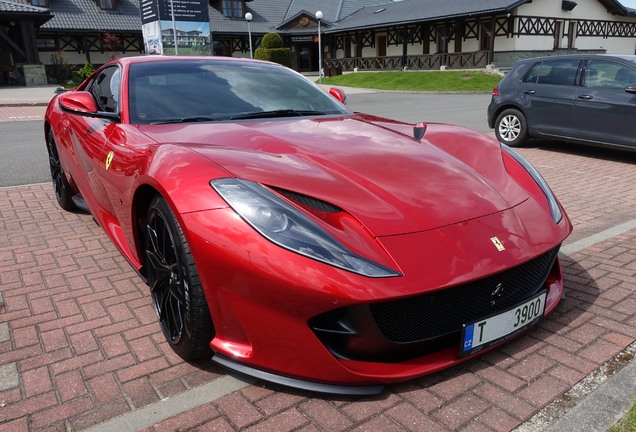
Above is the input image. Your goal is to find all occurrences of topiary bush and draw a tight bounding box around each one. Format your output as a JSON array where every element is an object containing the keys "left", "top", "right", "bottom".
[
  {"left": 260, "top": 32, "right": 284, "bottom": 49},
  {"left": 254, "top": 32, "right": 292, "bottom": 67}
]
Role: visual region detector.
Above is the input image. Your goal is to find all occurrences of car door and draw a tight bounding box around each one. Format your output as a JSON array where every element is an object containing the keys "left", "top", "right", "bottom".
[
  {"left": 572, "top": 59, "right": 636, "bottom": 148},
  {"left": 67, "top": 65, "right": 121, "bottom": 216},
  {"left": 519, "top": 58, "right": 581, "bottom": 138}
]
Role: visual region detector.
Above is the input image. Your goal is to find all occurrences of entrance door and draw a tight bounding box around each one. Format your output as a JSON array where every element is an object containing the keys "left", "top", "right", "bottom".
[
  {"left": 297, "top": 44, "right": 312, "bottom": 72},
  {"left": 377, "top": 35, "right": 387, "bottom": 57}
]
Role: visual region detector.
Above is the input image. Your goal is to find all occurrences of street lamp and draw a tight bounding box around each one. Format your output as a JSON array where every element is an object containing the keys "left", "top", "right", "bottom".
[
  {"left": 316, "top": 10, "right": 323, "bottom": 82},
  {"left": 245, "top": 12, "right": 253, "bottom": 59}
]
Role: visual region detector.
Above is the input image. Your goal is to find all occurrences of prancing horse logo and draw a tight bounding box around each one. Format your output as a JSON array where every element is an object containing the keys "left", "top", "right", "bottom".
[
  {"left": 105, "top": 151, "right": 114, "bottom": 170},
  {"left": 490, "top": 282, "right": 504, "bottom": 306},
  {"left": 490, "top": 236, "right": 505, "bottom": 252}
]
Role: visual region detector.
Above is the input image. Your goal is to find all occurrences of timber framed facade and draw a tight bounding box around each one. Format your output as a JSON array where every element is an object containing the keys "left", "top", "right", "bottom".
[{"left": 1, "top": 0, "right": 635, "bottom": 85}]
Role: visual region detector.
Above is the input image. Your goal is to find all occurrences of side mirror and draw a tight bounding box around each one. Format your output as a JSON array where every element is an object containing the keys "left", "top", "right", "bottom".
[
  {"left": 58, "top": 91, "right": 120, "bottom": 121},
  {"left": 59, "top": 91, "right": 98, "bottom": 114},
  {"left": 328, "top": 87, "right": 347, "bottom": 105}
]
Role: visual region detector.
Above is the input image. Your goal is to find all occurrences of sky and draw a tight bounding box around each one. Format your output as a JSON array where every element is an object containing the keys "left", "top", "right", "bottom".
[{"left": 620, "top": 0, "right": 636, "bottom": 8}]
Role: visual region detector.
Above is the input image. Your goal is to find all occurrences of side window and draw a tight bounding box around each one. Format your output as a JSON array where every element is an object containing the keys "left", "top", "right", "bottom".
[
  {"left": 536, "top": 59, "right": 580, "bottom": 86},
  {"left": 522, "top": 62, "right": 542, "bottom": 83},
  {"left": 89, "top": 66, "right": 121, "bottom": 113},
  {"left": 584, "top": 60, "right": 636, "bottom": 90}
]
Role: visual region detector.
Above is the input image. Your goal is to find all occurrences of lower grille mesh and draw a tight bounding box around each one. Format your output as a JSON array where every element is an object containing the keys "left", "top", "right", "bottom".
[{"left": 370, "top": 247, "right": 559, "bottom": 343}]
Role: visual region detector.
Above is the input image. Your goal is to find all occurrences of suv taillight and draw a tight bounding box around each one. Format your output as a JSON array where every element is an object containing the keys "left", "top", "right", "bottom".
[{"left": 492, "top": 85, "right": 499, "bottom": 97}]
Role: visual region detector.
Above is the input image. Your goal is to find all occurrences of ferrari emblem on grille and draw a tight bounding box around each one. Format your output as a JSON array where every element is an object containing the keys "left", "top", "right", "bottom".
[
  {"left": 490, "top": 236, "right": 505, "bottom": 252},
  {"left": 490, "top": 283, "right": 504, "bottom": 306},
  {"left": 105, "top": 151, "right": 114, "bottom": 170}
]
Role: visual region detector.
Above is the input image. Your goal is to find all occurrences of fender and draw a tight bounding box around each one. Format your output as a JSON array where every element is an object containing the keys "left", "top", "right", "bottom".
[
  {"left": 120, "top": 144, "right": 233, "bottom": 269},
  {"left": 140, "top": 144, "right": 233, "bottom": 215}
]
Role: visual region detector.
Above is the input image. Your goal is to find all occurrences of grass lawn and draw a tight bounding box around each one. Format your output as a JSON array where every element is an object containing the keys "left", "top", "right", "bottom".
[
  {"left": 609, "top": 400, "right": 636, "bottom": 432},
  {"left": 319, "top": 70, "right": 502, "bottom": 92}
]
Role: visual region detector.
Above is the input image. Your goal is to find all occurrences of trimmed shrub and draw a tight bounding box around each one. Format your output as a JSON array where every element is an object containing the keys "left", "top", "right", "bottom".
[
  {"left": 260, "top": 32, "right": 284, "bottom": 49},
  {"left": 254, "top": 32, "right": 292, "bottom": 67}
]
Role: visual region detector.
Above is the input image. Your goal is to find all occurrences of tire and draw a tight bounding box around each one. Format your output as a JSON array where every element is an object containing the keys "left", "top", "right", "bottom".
[
  {"left": 495, "top": 108, "right": 528, "bottom": 147},
  {"left": 46, "top": 133, "right": 77, "bottom": 211},
  {"left": 143, "top": 196, "right": 214, "bottom": 360}
]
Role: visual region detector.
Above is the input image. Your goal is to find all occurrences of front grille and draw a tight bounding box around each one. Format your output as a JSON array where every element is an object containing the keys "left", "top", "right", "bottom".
[{"left": 370, "top": 247, "right": 559, "bottom": 343}]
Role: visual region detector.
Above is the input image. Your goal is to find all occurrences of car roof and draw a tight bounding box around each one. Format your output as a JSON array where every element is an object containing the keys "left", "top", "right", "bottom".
[{"left": 515, "top": 53, "right": 636, "bottom": 65}]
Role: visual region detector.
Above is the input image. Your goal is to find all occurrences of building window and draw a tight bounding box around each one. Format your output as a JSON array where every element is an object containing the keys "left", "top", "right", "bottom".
[
  {"left": 37, "top": 38, "right": 56, "bottom": 49},
  {"left": 29, "top": 0, "right": 48, "bottom": 6},
  {"left": 98, "top": 0, "right": 116, "bottom": 10},
  {"left": 222, "top": 0, "right": 244, "bottom": 18}
]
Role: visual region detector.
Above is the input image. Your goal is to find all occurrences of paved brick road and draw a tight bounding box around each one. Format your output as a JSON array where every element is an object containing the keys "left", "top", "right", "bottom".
[
  {"left": 0, "top": 106, "right": 46, "bottom": 123},
  {"left": 1, "top": 143, "right": 635, "bottom": 431}
]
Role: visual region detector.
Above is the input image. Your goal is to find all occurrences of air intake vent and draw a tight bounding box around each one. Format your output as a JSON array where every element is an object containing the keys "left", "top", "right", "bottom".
[{"left": 276, "top": 189, "right": 341, "bottom": 214}]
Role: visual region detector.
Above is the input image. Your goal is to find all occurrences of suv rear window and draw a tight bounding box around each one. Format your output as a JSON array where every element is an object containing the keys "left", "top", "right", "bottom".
[{"left": 522, "top": 59, "right": 580, "bottom": 86}]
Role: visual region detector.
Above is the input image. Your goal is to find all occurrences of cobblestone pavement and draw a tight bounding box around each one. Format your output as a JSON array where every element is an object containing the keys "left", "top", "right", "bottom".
[{"left": 1, "top": 140, "right": 635, "bottom": 431}]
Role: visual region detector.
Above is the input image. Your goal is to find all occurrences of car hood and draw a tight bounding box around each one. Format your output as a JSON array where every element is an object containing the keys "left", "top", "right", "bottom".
[{"left": 138, "top": 115, "right": 528, "bottom": 236}]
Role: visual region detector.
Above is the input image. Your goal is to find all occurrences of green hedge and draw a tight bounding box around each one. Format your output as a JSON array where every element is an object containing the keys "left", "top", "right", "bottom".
[{"left": 254, "top": 47, "right": 292, "bottom": 68}]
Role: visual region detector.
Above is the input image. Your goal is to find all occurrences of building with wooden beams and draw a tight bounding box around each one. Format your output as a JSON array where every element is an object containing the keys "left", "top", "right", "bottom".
[{"left": 1, "top": 0, "right": 635, "bottom": 84}]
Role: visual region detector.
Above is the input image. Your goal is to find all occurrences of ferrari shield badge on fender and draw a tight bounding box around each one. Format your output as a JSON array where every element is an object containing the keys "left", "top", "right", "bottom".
[
  {"left": 490, "top": 236, "right": 505, "bottom": 252},
  {"left": 105, "top": 151, "right": 114, "bottom": 170}
]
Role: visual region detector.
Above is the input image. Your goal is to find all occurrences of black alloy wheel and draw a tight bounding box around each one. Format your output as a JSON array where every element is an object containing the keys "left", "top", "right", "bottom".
[
  {"left": 143, "top": 196, "right": 213, "bottom": 360},
  {"left": 46, "top": 133, "right": 76, "bottom": 211}
]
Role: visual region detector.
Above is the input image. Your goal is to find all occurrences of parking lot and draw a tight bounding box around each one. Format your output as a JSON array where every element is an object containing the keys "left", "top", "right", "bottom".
[{"left": 0, "top": 88, "right": 635, "bottom": 431}]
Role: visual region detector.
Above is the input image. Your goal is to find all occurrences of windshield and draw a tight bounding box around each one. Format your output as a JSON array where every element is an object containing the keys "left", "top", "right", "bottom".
[{"left": 128, "top": 60, "right": 349, "bottom": 124}]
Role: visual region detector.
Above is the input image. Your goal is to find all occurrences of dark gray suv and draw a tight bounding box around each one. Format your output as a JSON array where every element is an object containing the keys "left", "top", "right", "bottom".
[{"left": 487, "top": 54, "right": 636, "bottom": 150}]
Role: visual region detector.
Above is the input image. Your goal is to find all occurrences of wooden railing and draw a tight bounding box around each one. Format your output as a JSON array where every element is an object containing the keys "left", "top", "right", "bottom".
[{"left": 324, "top": 51, "right": 490, "bottom": 72}]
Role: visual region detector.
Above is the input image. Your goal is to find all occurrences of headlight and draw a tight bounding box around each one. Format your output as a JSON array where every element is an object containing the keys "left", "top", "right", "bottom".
[
  {"left": 210, "top": 178, "right": 400, "bottom": 278},
  {"left": 501, "top": 144, "right": 563, "bottom": 223}
]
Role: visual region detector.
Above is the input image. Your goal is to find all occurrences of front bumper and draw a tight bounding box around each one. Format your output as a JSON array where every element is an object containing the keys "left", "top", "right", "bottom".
[
  {"left": 309, "top": 246, "right": 560, "bottom": 363},
  {"left": 181, "top": 197, "right": 571, "bottom": 391}
]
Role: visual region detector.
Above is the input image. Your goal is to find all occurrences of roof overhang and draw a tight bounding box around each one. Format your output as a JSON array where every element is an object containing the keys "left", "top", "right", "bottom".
[
  {"left": 0, "top": 0, "right": 53, "bottom": 26},
  {"left": 597, "top": 0, "right": 630, "bottom": 15},
  {"left": 324, "top": 0, "right": 531, "bottom": 34}
]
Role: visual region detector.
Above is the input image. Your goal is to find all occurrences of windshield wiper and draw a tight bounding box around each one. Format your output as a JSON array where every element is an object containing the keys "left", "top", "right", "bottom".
[
  {"left": 150, "top": 116, "right": 226, "bottom": 125},
  {"left": 230, "top": 109, "right": 327, "bottom": 120}
]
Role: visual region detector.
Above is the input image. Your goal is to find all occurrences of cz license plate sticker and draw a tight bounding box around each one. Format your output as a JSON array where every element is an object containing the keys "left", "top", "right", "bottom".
[{"left": 460, "top": 291, "right": 546, "bottom": 357}]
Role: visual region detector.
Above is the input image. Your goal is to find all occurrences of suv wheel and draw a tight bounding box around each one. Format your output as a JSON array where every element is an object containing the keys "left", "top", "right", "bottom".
[{"left": 495, "top": 108, "right": 528, "bottom": 147}]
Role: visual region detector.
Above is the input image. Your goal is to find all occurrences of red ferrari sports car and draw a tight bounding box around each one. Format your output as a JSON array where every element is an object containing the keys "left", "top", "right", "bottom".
[{"left": 45, "top": 56, "right": 572, "bottom": 395}]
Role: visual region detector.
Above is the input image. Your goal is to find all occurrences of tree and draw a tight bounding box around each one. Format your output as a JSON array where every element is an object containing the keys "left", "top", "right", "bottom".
[{"left": 102, "top": 32, "right": 122, "bottom": 60}]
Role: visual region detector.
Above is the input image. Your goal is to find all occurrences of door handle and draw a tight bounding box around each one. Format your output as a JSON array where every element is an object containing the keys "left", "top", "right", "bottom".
[
  {"left": 523, "top": 90, "right": 535, "bottom": 95},
  {"left": 577, "top": 95, "right": 593, "bottom": 100}
]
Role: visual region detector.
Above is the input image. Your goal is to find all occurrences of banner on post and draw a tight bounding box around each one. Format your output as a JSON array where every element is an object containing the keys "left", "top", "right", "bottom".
[{"left": 140, "top": 0, "right": 211, "bottom": 56}]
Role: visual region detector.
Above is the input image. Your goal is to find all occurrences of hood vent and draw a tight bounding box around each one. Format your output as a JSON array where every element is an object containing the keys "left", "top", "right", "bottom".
[{"left": 276, "top": 188, "right": 341, "bottom": 214}]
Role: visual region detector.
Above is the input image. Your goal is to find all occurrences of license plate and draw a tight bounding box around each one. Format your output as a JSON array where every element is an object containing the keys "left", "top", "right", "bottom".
[{"left": 460, "top": 291, "right": 546, "bottom": 357}]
